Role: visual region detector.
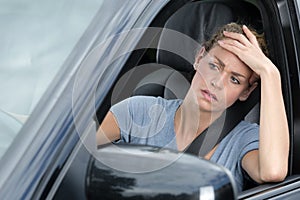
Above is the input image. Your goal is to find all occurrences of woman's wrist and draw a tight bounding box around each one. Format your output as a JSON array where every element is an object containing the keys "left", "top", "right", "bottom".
[{"left": 259, "top": 62, "right": 281, "bottom": 83}]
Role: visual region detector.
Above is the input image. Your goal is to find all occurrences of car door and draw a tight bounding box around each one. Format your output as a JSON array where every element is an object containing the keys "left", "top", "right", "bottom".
[
  {"left": 239, "top": 0, "right": 300, "bottom": 198},
  {"left": 0, "top": 0, "right": 170, "bottom": 199}
]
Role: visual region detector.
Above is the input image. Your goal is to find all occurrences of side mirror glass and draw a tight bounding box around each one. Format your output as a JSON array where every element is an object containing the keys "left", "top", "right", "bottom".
[{"left": 85, "top": 144, "right": 237, "bottom": 199}]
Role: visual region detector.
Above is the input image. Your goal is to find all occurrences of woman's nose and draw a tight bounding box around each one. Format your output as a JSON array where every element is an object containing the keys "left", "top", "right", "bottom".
[{"left": 211, "top": 74, "right": 225, "bottom": 89}]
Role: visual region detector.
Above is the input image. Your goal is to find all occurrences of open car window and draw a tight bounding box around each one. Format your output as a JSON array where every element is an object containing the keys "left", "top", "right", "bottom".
[
  {"left": 0, "top": 0, "right": 104, "bottom": 159},
  {"left": 2, "top": 0, "right": 297, "bottom": 199}
]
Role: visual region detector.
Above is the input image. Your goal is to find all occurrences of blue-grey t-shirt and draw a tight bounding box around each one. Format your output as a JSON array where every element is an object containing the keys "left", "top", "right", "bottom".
[{"left": 110, "top": 96, "right": 259, "bottom": 192}]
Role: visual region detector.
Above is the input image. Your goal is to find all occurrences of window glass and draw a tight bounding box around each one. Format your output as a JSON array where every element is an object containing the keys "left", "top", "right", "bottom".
[
  {"left": 0, "top": 0, "right": 103, "bottom": 158},
  {"left": 295, "top": 0, "right": 300, "bottom": 29},
  {"left": 0, "top": 0, "right": 163, "bottom": 160}
]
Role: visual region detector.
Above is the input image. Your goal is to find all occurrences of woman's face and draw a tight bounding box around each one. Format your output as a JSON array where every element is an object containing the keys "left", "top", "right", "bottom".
[{"left": 190, "top": 46, "right": 256, "bottom": 114}]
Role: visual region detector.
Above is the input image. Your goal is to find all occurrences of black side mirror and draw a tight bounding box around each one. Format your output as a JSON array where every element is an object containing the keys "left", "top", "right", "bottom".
[{"left": 85, "top": 144, "right": 237, "bottom": 200}]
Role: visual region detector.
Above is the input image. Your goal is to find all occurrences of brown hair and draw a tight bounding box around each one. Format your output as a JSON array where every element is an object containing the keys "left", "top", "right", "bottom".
[{"left": 203, "top": 22, "right": 269, "bottom": 57}]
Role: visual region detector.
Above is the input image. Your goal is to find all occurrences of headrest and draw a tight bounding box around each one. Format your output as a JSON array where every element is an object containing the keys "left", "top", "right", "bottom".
[{"left": 157, "top": 1, "right": 235, "bottom": 72}]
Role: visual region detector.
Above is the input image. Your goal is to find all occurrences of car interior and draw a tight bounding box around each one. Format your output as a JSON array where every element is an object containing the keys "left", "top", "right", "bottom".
[
  {"left": 94, "top": 0, "right": 263, "bottom": 157},
  {"left": 54, "top": 0, "right": 298, "bottom": 199},
  {"left": 130, "top": 0, "right": 261, "bottom": 158},
  {"left": 96, "top": 0, "right": 264, "bottom": 191}
]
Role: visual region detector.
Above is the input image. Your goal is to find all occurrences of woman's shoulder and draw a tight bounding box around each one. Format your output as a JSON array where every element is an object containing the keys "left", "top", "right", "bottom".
[
  {"left": 236, "top": 120, "right": 259, "bottom": 130},
  {"left": 128, "top": 95, "right": 181, "bottom": 102},
  {"left": 111, "top": 96, "right": 182, "bottom": 114},
  {"left": 125, "top": 95, "right": 182, "bottom": 107},
  {"left": 217, "top": 120, "right": 259, "bottom": 147},
  {"left": 228, "top": 120, "right": 259, "bottom": 143}
]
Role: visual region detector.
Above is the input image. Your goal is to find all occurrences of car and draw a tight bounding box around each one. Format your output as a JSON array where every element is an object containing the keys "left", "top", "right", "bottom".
[{"left": 0, "top": 0, "right": 299, "bottom": 199}]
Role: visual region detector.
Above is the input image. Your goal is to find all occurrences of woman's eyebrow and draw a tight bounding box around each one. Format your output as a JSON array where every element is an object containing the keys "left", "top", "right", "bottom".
[
  {"left": 214, "top": 56, "right": 225, "bottom": 68},
  {"left": 232, "top": 72, "right": 247, "bottom": 79}
]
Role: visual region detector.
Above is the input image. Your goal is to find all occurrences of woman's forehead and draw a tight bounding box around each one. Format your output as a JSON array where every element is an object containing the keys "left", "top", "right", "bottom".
[{"left": 207, "top": 46, "right": 252, "bottom": 75}]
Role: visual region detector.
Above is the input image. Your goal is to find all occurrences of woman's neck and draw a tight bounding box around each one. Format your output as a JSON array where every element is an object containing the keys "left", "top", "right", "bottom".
[{"left": 174, "top": 99, "right": 222, "bottom": 151}]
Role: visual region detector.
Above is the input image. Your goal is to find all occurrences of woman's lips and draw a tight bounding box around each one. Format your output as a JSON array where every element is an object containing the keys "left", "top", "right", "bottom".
[{"left": 201, "top": 89, "right": 218, "bottom": 102}]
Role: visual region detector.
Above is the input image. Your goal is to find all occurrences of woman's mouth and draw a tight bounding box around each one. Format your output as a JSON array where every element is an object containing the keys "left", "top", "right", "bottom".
[{"left": 201, "top": 89, "right": 218, "bottom": 102}]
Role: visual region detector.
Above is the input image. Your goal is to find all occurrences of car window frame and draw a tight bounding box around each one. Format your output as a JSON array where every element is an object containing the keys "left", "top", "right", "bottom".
[
  {"left": 0, "top": 0, "right": 170, "bottom": 199},
  {"left": 239, "top": 0, "right": 300, "bottom": 198}
]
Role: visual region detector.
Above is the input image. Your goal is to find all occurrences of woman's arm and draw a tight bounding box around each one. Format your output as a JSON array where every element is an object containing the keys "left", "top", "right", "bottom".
[
  {"left": 242, "top": 67, "right": 289, "bottom": 183},
  {"left": 218, "top": 25, "right": 289, "bottom": 183},
  {"left": 242, "top": 65, "right": 289, "bottom": 183},
  {"left": 96, "top": 111, "right": 121, "bottom": 146}
]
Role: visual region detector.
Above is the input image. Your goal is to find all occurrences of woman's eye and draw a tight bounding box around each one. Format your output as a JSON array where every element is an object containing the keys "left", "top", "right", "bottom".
[
  {"left": 231, "top": 76, "right": 240, "bottom": 84},
  {"left": 209, "top": 63, "right": 220, "bottom": 71}
]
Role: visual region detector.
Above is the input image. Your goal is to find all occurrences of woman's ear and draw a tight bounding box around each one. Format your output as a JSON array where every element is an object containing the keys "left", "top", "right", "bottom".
[
  {"left": 194, "top": 47, "right": 206, "bottom": 67},
  {"left": 239, "top": 82, "right": 258, "bottom": 101}
]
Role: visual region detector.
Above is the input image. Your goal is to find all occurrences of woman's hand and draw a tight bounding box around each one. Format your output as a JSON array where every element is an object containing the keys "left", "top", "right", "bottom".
[
  {"left": 219, "top": 25, "right": 289, "bottom": 184},
  {"left": 217, "top": 25, "right": 278, "bottom": 79}
]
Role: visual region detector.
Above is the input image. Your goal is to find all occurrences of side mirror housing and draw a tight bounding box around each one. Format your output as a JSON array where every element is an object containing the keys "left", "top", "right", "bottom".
[{"left": 86, "top": 144, "right": 237, "bottom": 199}]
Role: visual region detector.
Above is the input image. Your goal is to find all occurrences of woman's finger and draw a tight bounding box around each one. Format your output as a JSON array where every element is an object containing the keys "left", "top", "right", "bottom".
[
  {"left": 223, "top": 31, "right": 250, "bottom": 46},
  {"left": 218, "top": 39, "right": 243, "bottom": 54},
  {"left": 218, "top": 38, "right": 248, "bottom": 51},
  {"left": 242, "top": 25, "right": 260, "bottom": 48}
]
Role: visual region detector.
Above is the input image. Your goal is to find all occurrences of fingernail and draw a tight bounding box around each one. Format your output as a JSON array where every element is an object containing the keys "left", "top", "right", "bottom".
[
  {"left": 218, "top": 40, "right": 224, "bottom": 45},
  {"left": 243, "top": 25, "right": 247, "bottom": 29}
]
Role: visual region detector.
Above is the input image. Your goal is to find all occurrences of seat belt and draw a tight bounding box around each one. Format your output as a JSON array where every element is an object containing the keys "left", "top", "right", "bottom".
[
  {"left": 185, "top": 111, "right": 227, "bottom": 157},
  {"left": 184, "top": 128, "right": 208, "bottom": 156},
  {"left": 185, "top": 87, "right": 260, "bottom": 157}
]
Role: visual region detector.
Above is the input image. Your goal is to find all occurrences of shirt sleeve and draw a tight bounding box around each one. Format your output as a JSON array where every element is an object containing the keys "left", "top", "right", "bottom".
[
  {"left": 237, "top": 121, "right": 260, "bottom": 189},
  {"left": 210, "top": 120, "right": 259, "bottom": 192},
  {"left": 109, "top": 96, "right": 158, "bottom": 143},
  {"left": 237, "top": 121, "right": 259, "bottom": 162}
]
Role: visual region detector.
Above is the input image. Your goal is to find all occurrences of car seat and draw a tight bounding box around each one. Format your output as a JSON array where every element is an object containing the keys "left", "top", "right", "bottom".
[{"left": 132, "top": 0, "right": 261, "bottom": 156}]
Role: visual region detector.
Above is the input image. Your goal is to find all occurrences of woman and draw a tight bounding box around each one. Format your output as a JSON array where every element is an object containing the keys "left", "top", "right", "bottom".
[{"left": 96, "top": 23, "right": 289, "bottom": 192}]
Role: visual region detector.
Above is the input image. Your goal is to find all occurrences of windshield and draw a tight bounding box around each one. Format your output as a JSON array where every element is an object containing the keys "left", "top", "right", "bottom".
[{"left": 0, "top": 0, "right": 104, "bottom": 158}]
